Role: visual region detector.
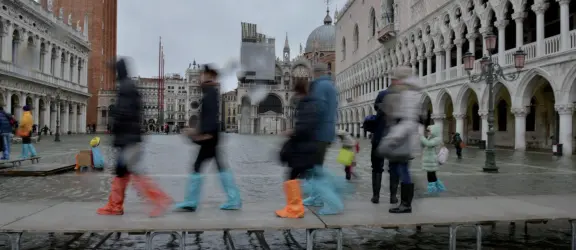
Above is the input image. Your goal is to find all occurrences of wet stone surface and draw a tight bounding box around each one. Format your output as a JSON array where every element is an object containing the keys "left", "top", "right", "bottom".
[{"left": 0, "top": 134, "right": 575, "bottom": 249}]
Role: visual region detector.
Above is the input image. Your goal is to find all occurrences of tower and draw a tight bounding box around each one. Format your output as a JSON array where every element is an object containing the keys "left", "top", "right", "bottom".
[{"left": 283, "top": 32, "right": 290, "bottom": 64}]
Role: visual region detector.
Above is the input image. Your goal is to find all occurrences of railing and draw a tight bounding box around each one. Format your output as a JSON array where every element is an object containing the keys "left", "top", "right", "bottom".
[
  {"left": 0, "top": 60, "right": 88, "bottom": 94},
  {"left": 544, "top": 35, "right": 561, "bottom": 55}
]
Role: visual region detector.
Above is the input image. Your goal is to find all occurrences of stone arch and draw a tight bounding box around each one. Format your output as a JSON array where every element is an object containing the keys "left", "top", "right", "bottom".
[
  {"left": 25, "top": 95, "right": 33, "bottom": 108},
  {"left": 514, "top": 68, "right": 557, "bottom": 108},
  {"left": 433, "top": 89, "right": 454, "bottom": 113},
  {"left": 560, "top": 63, "right": 576, "bottom": 104},
  {"left": 480, "top": 81, "right": 513, "bottom": 111},
  {"left": 10, "top": 94, "right": 19, "bottom": 115},
  {"left": 455, "top": 84, "right": 480, "bottom": 114},
  {"left": 258, "top": 93, "right": 283, "bottom": 114}
]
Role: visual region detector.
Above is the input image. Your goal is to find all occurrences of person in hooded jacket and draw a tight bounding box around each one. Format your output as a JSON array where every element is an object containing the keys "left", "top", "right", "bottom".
[
  {"left": 421, "top": 124, "right": 446, "bottom": 194},
  {"left": 175, "top": 64, "right": 242, "bottom": 212},
  {"left": 17, "top": 105, "right": 37, "bottom": 158},
  {"left": 97, "top": 58, "right": 172, "bottom": 217}
]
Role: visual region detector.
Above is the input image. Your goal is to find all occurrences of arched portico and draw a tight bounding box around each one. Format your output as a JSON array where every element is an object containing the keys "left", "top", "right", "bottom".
[
  {"left": 456, "top": 86, "right": 480, "bottom": 143},
  {"left": 435, "top": 90, "right": 455, "bottom": 142}
]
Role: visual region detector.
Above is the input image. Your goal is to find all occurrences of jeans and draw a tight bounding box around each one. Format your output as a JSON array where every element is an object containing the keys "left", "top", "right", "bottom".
[
  {"left": 389, "top": 161, "right": 411, "bottom": 184},
  {"left": 1, "top": 133, "right": 11, "bottom": 159}
]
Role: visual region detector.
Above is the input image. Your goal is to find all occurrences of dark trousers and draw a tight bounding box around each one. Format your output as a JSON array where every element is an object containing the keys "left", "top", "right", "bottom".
[
  {"left": 287, "top": 167, "right": 309, "bottom": 180},
  {"left": 193, "top": 135, "right": 225, "bottom": 173},
  {"left": 370, "top": 146, "right": 384, "bottom": 173},
  {"left": 455, "top": 146, "right": 462, "bottom": 158},
  {"left": 389, "top": 161, "right": 412, "bottom": 184},
  {"left": 427, "top": 171, "right": 437, "bottom": 182},
  {"left": 115, "top": 144, "right": 143, "bottom": 177},
  {"left": 313, "top": 141, "right": 330, "bottom": 165}
]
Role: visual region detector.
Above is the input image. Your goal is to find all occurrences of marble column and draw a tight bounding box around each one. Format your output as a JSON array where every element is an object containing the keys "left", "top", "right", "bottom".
[
  {"left": 435, "top": 50, "right": 443, "bottom": 82},
  {"left": 62, "top": 102, "right": 69, "bottom": 133},
  {"left": 50, "top": 102, "right": 56, "bottom": 132},
  {"left": 42, "top": 44, "right": 50, "bottom": 74},
  {"left": 512, "top": 108, "right": 528, "bottom": 151},
  {"left": 426, "top": 53, "right": 432, "bottom": 81},
  {"left": 431, "top": 114, "right": 446, "bottom": 142},
  {"left": 559, "top": 0, "right": 570, "bottom": 51},
  {"left": 467, "top": 33, "right": 477, "bottom": 53},
  {"left": 454, "top": 39, "right": 464, "bottom": 77},
  {"left": 479, "top": 110, "right": 488, "bottom": 141},
  {"left": 63, "top": 54, "right": 71, "bottom": 81},
  {"left": 15, "top": 92, "right": 25, "bottom": 118},
  {"left": 33, "top": 95, "right": 39, "bottom": 125},
  {"left": 70, "top": 104, "right": 77, "bottom": 133},
  {"left": 357, "top": 122, "right": 362, "bottom": 138},
  {"left": 418, "top": 57, "right": 424, "bottom": 78},
  {"left": 532, "top": 2, "right": 549, "bottom": 56},
  {"left": 42, "top": 99, "right": 50, "bottom": 129},
  {"left": 495, "top": 20, "right": 508, "bottom": 64},
  {"left": 444, "top": 44, "right": 452, "bottom": 77},
  {"left": 53, "top": 48, "right": 61, "bottom": 77},
  {"left": 1, "top": 22, "right": 14, "bottom": 62},
  {"left": 454, "top": 113, "right": 466, "bottom": 141},
  {"left": 4, "top": 90, "right": 12, "bottom": 114},
  {"left": 513, "top": 12, "right": 526, "bottom": 48},
  {"left": 556, "top": 104, "right": 574, "bottom": 155}
]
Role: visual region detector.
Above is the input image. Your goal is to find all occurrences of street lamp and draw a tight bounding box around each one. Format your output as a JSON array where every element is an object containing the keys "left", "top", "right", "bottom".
[
  {"left": 462, "top": 32, "right": 526, "bottom": 173},
  {"left": 54, "top": 88, "right": 62, "bottom": 142}
]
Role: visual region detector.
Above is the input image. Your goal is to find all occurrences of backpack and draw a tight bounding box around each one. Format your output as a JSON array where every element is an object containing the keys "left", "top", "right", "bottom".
[{"left": 363, "top": 115, "right": 378, "bottom": 133}]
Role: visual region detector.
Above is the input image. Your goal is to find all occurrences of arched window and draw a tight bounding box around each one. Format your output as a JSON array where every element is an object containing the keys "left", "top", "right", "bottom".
[
  {"left": 472, "top": 103, "right": 480, "bottom": 131},
  {"left": 526, "top": 98, "right": 536, "bottom": 131},
  {"left": 353, "top": 24, "right": 359, "bottom": 51},
  {"left": 497, "top": 100, "right": 508, "bottom": 131},
  {"left": 369, "top": 8, "right": 376, "bottom": 37},
  {"left": 341, "top": 37, "right": 346, "bottom": 60}
]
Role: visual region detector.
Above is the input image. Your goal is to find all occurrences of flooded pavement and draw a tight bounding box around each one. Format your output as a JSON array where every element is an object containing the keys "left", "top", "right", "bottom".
[{"left": 1, "top": 134, "right": 575, "bottom": 249}]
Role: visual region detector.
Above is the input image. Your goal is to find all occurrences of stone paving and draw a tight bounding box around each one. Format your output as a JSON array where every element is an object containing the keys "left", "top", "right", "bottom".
[{"left": 0, "top": 134, "right": 575, "bottom": 249}]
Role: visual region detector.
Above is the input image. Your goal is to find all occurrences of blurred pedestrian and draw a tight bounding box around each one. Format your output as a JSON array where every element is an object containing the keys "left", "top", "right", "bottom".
[
  {"left": 377, "top": 66, "right": 422, "bottom": 214},
  {"left": 175, "top": 64, "right": 242, "bottom": 212},
  {"left": 0, "top": 106, "right": 12, "bottom": 160},
  {"left": 17, "top": 105, "right": 37, "bottom": 159},
  {"left": 97, "top": 58, "right": 172, "bottom": 217}
]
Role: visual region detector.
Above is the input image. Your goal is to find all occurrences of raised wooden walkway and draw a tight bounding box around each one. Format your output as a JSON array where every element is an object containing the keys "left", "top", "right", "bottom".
[{"left": 1, "top": 195, "right": 576, "bottom": 250}]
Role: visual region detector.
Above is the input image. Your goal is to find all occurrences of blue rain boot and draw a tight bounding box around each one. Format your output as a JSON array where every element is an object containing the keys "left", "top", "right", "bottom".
[
  {"left": 316, "top": 176, "right": 344, "bottom": 215},
  {"left": 426, "top": 182, "right": 438, "bottom": 194},
  {"left": 303, "top": 167, "right": 323, "bottom": 207},
  {"left": 19, "top": 144, "right": 29, "bottom": 159},
  {"left": 218, "top": 169, "right": 242, "bottom": 210},
  {"left": 27, "top": 144, "right": 37, "bottom": 157},
  {"left": 174, "top": 173, "right": 203, "bottom": 211},
  {"left": 436, "top": 180, "right": 446, "bottom": 192}
]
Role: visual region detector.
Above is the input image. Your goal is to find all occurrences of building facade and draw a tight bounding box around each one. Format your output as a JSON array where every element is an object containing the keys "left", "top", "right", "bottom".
[
  {"left": 45, "top": 0, "right": 117, "bottom": 128},
  {"left": 335, "top": 0, "right": 576, "bottom": 154},
  {"left": 236, "top": 10, "right": 337, "bottom": 134},
  {"left": 222, "top": 89, "right": 237, "bottom": 132},
  {"left": 0, "top": 0, "right": 90, "bottom": 134}
]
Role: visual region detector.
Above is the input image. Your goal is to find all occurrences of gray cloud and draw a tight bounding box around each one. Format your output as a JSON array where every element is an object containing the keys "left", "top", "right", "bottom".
[{"left": 118, "top": 0, "right": 347, "bottom": 90}]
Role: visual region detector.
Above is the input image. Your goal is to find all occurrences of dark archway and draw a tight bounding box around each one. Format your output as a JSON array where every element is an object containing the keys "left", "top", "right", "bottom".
[
  {"left": 189, "top": 115, "right": 199, "bottom": 128},
  {"left": 258, "top": 94, "right": 282, "bottom": 114},
  {"left": 10, "top": 94, "right": 19, "bottom": 115}
]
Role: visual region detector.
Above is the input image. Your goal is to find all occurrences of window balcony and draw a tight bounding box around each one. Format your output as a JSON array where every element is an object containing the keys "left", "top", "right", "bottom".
[{"left": 377, "top": 23, "right": 396, "bottom": 44}]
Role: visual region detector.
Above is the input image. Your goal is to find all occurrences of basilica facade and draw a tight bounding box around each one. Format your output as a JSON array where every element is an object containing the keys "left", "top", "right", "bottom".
[
  {"left": 335, "top": 0, "right": 576, "bottom": 155},
  {"left": 235, "top": 10, "right": 337, "bottom": 134},
  {"left": 0, "top": 0, "right": 90, "bottom": 134}
]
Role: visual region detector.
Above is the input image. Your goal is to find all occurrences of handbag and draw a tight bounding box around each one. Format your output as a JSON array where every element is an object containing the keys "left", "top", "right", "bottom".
[
  {"left": 437, "top": 146, "right": 449, "bottom": 165},
  {"left": 279, "top": 139, "right": 292, "bottom": 164},
  {"left": 378, "top": 135, "right": 412, "bottom": 162},
  {"left": 336, "top": 148, "right": 355, "bottom": 166}
]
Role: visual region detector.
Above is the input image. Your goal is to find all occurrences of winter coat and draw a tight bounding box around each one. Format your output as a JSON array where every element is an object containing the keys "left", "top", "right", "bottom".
[
  {"left": 282, "top": 96, "right": 319, "bottom": 170},
  {"left": 18, "top": 111, "right": 33, "bottom": 134},
  {"left": 0, "top": 110, "right": 12, "bottom": 134},
  {"left": 336, "top": 130, "right": 356, "bottom": 149},
  {"left": 371, "top": 90, "right": 388, "bottom": 146},
  {"left": 111, "top": 59, "right": 143, "bottom": 148},
  {"left": 421, "top": 124, "right": 442, "bottom": 172},
  {"left": 377, "top": 76, "right": 422, "bottom": 159},
  {"left": 199, "top": 83, "right": 219, "bottom": 135},
  {"left": 309, "top": 75, "right": 337, "bottom": 143}
]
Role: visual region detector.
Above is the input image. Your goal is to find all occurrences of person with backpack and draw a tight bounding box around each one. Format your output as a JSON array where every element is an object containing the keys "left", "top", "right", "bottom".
[
  {"left": 377, "top": 66, "right": 422, "bottom": 214},
  {"left": 0, "top": 107, "right": 13, "bottom": 160},
  {"left": 451, "top": 132, "right": 463, "bottom": 159}
]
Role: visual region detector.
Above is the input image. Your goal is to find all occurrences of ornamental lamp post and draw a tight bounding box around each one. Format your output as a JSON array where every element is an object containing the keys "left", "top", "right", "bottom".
[
  {"left": 462, "top": 32, "right": 526, "bottom": 173},
  {"left": 54, "top": 88, "right": 62, "bottom": 142}
]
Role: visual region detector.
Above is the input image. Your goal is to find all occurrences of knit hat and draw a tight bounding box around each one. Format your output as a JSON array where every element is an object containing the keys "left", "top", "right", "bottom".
[
  {"left": 23, "top": 105, "right": 30, "bottom": 111},
  {"left": 390, "top": 66, "right": 413, "bottom": 80}
]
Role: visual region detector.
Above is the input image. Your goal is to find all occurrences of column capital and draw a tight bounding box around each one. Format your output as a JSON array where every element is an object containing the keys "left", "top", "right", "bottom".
[
  {"left": 478, "top": 110, "right": 489, "bottom": 118},
  {"left": 531, "top": 2, "right": 549, "bottom": 15},
  {"left": 557, "top": 0, "right": 571, "bottom": 6},
  {"left": 453, "top": 113, "right": 466, "bottom": 119},
  {"left": 433, "top": 49, "right": 444, "bottom": 55},
  {"left": 512, "top": 11, "right": 526, "bottom": 21},
  {"left": 454, "top": 38, "right": 465, "bottom": 47},
  {"left": 555, "top": 104, "right": 574, "bottom": 115},
  {"left": 426, "top": 52, "right": 434, "bottom": 58},
  {"left": 431, "top": 114, "right": 446, "bottom": 120},
  {"left": 494, "top": 20, "right": 509, "bottom": 30},
  {"left": 512, "top": 107, "right": 529, "bottom": 117},
  {"left": 443, "top": 44, "right": 454, "bottom": 51},
  {"left": 466, "top": 33, "right": 478, "bottom": 40}
]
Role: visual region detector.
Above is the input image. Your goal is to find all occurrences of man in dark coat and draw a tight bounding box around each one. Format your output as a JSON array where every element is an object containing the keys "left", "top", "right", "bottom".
[{"left": 0, "top": 107, "right": 13, "bottom": 160}]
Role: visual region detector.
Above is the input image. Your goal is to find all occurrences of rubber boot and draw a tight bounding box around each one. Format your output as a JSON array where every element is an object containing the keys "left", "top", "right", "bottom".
[
  {"left": 370, "top": 173, "right": 382, "bottom": 204},
  {"left": 97, "top": 176, "right": 130, "bottom": 215},
  {"left": 436, "top": 180, "right": 446, "bottom": 192},
  {"left": 302, "top": 169, "right": 323, "bottom": 207},
  {"left": 174, "top": 173, "right": 203, "bottom": 211},
  {"left": 426, "top": 182, "right": 438, "bottom": 194},
  {"left": 28, "top": 144, "right": 37, "bottom": 157},
  {"left": 315, "top": 176, "right": 344, "bottom": 215},
  {"left": 389, "top": 173, "right": 399, "bottom": 204},
  {"left": 389, "top": 183, "right": 414, "bottom": 214},
  {"left": 132, "top": 175, "right": 172, "bottom": 217},
  {"left": 218, "top": 170, "right": 242, "bottom": 210},
  {"left": 19, "top": 144, "right": 29, "bottom": 159},
  {"left": 275, "top": 180, "right": 305, "bottom": 218}
]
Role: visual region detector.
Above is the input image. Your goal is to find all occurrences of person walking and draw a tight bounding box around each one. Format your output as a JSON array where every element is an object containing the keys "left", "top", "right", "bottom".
[
  {"left": 377, "top": 66, "right": 422, "bottom": 214},
  {"left": 301, "top": 62, "right": 344, "bottom": 215},
  {"left": 0, "top": 107, "right": 13, "bottom": 160},
  {"left": 276, "top": 79, "right": 319, "bottom": 218},
  {"left": 175, "top": 64, "right": 242, "bottom": 212},
  {"left": 17, "top": 105, "right": 37, "bottom": 159},
  {"left": 97, "top": 58, "right": 172, "bottom": 217},
  {"left": 421, "top": 125, "right": 446, "bottom": 194},
  {"left": 451, "top": 132, "right": 463, "bottom": 159}
]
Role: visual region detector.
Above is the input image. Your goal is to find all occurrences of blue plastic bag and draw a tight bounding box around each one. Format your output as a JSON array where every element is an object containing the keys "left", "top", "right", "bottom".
[{"left": 91, "top": 147, "right": 105, "bottom": 169}]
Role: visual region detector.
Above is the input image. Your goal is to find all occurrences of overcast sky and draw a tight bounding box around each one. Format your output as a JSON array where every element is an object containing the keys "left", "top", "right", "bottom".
[{"left": 117, "top": 0, "right": 345, "bottom": 89}]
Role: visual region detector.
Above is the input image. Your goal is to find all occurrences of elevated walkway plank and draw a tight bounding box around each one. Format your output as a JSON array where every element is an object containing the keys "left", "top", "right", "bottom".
[
  {"left": 0, "top": 162, "right": 74, "bottom": 177},
  {"left": 512, "top": 194, "right": 576, "bottom": 213},
  {"left": 312, "top": 196, "right": 573, "bottom": 229},
  {"left": 0, "top": 202, "right": 57, "bottom": 228},
  {"left": 0, "top": 202, "right": 325, "bottom": 233}
]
